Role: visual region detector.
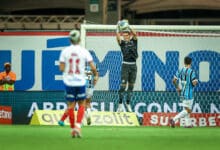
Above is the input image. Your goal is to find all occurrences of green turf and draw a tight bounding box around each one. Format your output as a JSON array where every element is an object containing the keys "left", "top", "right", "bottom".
[{"left": 0, "top": 125, "right": 219, "bottom": 150}]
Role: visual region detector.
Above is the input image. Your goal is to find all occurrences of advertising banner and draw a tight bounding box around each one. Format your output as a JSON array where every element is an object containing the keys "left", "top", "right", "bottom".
[
  {"left": 0, "top": 32, "right": 219, "bottom": 91},
  {"left": 0, "top": 106, "right": 12, "bottom": 124},
  {"left": 30, "top": 110, "right": 139, "bottom": 126},
  {"left": 142, "top": 112, "right": 220, "bottom": 127},
  {"left": 0, "top": 91, "right": 219, "bottom": 124}
]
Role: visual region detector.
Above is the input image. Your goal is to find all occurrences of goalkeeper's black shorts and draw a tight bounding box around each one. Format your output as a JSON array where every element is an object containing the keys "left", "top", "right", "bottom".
[{"left": 120, "top": 63, "right": 137, "bottom": 84}]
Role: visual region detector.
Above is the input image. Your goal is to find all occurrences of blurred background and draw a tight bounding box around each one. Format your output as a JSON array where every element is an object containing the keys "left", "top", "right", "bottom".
[{"left": 0, "top": 0, "right": 220, "bottom": 30}]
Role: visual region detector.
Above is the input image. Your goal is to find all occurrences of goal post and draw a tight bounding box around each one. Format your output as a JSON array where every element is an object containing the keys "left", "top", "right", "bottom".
[
  {"left": 80, "top": 24, "right": 220, "bottom": 92},
  {"left": 81, "top": 24, "right": 220, "bottom": 47}
]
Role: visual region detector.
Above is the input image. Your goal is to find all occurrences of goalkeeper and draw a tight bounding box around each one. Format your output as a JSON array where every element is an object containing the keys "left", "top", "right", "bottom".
[{"left": 116, "top": 19, "right": 138, "bottom": 112}]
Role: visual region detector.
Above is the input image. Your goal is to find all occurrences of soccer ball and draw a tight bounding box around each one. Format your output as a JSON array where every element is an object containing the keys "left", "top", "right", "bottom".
[{"left": 119, "top": 20, "right": 129, "bottom": 31}]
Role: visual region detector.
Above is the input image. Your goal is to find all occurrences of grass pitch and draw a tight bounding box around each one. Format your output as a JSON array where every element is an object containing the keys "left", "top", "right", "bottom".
[{"left": 0, "top": 125, "right": 219, "bottom": 150}]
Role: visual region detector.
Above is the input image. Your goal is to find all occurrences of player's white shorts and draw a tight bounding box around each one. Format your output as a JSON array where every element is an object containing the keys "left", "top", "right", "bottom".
[
  {"left": 86, "top": 88, "right": 94, "bottom": 99},
  {"left": 180, "top": 99, "right": 194, "bottom": 109}
]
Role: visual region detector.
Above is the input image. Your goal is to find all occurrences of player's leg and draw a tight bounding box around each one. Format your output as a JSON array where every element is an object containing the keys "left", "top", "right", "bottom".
[
  {"left": 62, "top": 86, "right": 78, "bottom": 137},
  {"left": 117, "top": 64, "right": 128, "bottom": 112},
  {"left": 58, "top": 109, "right": 68, "bottom": 126},
  {"left": 85, "top": 88, "right": 93, "bottom": 125},
  {"left": 170, "top": 109, "right": 188, "bottom": 128},
  {"left": 85, "top": 97, "right": 92, "bottom": 125},
  {"left": 170, "top": 100, "right": 191, "bottom": 128},
  {"left": 183, "top": 99, "right": 193, "bottom": 127},
  {"left": 67, "top": 101, "right": 76, "bottom": 129},
  {"left": 126, "top": 64, "right": 137, "bottom": 112},
  {"left": 74, "top": 85, "right": 87, "bottom": 138},
  {"left": 58, "top": 86, "right": 75, "bottom": 127}
]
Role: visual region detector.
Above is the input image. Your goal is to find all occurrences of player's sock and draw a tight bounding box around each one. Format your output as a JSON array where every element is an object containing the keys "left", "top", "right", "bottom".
[
  {"left": 74, "top": 123, "right": 82, "bottom": 138},
  {"left": 77, "top": 105, "right": 85, "bottom": 124},
  {"left": 173, "top": 110, "right": 188, "bottom": 123},
  {"left": 61, "top": 111, "right": 68, "bottom": 121},
  {"left": 86, "top": 108, "right": 92, "bottom": 125},
  {"left": 117, "top": 103, "right": 123, "bottom": 112},
  {"left": 86, "top": 108, "right": 91, "bottom": 119},
  {"left": 126, "top": 103, "right": 132, "bottom": 112},
  {"left": 68, "top": 108, "right": 75, "bottom": 128},
  {"left": 87, "top": 108, "right": 91, "bottom": 114},
  {"left": 184, "top": 113, "right": 192, "bottom": 127}
]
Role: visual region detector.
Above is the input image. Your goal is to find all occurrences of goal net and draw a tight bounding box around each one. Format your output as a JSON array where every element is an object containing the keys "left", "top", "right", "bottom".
[{"left": 81, "top": 24, "right": 220, "bottom": 125}]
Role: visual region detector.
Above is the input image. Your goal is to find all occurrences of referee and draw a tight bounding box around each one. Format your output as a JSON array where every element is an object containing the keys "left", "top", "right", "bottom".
[{"left": 116, "top": 20, "right": 138, "bottom": 112}]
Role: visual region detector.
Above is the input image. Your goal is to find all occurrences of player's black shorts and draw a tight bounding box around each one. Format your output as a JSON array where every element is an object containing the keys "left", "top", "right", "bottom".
[{"left": 121, "top": 63, "right": 137, "bottom": 84}]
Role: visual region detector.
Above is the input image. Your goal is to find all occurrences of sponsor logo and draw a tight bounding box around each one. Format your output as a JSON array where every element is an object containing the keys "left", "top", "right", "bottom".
[
  {"left": 142, "top": 112, "right": 220, "bottom": 127},
  {"left": 91, "top": 112, "right": 139, "bottom": 126},
  {"left": 30, "top": 110, "right": 139, "bottom": 126},
  {"left": 27, "top": 101, "right": 220, "bottom": 119},
  {"left": 0, "top": 106, "right": 12, "bottom": 124}
]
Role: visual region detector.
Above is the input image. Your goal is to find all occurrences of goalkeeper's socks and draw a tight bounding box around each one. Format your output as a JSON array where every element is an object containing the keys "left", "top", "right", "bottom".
[
  {"left": 68, "top": 108, "right": 75, "bottom": 128},
  {"left": 60, "top": 111, "right": 68, "bottom": 121},
  {"left": 173, "top": 109, "right": 188, "bottom": 123},
  {"left": 77, "top": 105, "right": 85, "bottom": 124}
]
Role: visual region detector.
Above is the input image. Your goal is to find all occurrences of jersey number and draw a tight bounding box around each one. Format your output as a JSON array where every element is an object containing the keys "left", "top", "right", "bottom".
[{"left": 68, "top": 58, "right": 80, "bottom": 74}]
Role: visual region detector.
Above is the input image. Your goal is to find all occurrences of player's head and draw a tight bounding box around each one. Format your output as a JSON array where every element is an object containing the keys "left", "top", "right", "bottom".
[
  {"left": 69, "top": 29, "right": 80, "bottom": 44},
  {"left": 4, "top": 62, "right": 11, "bottom": 72},
  {"left": 184, "top": 56, "right": 192, "bottom": 66},
  {"left": 122, "top": 30, "right": 131, "bottom": 41}
]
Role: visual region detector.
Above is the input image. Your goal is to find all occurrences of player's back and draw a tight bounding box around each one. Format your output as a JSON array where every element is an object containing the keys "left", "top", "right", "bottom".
[
  {"left": 60, "top": 44, "right": 92, "bottom": 86},
  {"left": 178, "top": 67, "right": 196, "bottom": 99}
]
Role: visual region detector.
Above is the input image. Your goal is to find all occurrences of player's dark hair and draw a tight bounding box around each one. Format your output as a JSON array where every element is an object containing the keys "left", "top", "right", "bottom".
[
  {"left": 184, "top": 56, "right": 192, "bottom": 65},
  {"left": 122, "top": 30, "right": 130, "bottom": 35},
  {"left": 70, "top": 39, "right": 80, "bottom": 45}
]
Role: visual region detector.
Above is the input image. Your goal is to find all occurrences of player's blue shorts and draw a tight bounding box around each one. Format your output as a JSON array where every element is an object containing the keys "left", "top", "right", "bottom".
[{"left": 65, "top": 85, "right": 86, "bottom": 102}]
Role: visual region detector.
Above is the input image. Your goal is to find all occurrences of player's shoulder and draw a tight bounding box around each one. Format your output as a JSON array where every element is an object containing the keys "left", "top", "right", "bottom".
[
  {"left": 132, "top": 37, "right": 137, "bottom": 41},
  {"left": 80, "top": 46, "right": 88, "bottom": 52},
  {"left": 62, "top": 45, "right": 72, "bottom": 53},
  {"left": 189, "top": 68, "right": 196, "bottom": 75},
  {"left": 10, "top": 71, "right": 16, "bottom": 75}
]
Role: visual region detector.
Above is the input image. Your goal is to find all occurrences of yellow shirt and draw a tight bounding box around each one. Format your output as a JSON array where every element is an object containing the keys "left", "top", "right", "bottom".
[{"left": 0, "top": 71, "right": 16, "bottom": 91}]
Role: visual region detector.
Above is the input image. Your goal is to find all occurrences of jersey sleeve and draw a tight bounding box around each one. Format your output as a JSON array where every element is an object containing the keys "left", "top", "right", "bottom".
[
  {"left": 85, "top": 50, "right": 93, "bottom": 62},
  {"left": 191, "top": 70, "right": 198, "bottom": 82},
  {"left": 132, "top": 37, "right": 137, "bottom": 41},
  {"left": 174, "top": 70, "right": 180, "bottom": 79},
  {"left": 59, "top": 50, "right": 65, "bottom": 63},
  {"left": 119, "top": 40, "right": 124, "bottom": 47}
]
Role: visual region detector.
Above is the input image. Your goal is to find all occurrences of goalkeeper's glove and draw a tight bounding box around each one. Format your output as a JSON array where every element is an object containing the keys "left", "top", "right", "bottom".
[{"left": 116, "top": 21, "right": 121, "bottom": 33}]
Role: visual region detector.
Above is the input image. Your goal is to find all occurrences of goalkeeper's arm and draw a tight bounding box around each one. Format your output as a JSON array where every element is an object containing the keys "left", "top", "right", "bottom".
[
  {"left": 129, "top": 26, "right": 137, "bottom": 40},
  {"left": 116, "top": 21, "right": 121, "bottom": 45}
]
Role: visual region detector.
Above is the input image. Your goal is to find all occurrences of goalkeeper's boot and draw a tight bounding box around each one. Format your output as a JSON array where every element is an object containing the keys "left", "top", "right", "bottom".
[
  {"left": 117, "top": 104, "right": 123, "bottom": 112},
  {"left": 58, "top": 120, "right": 65, "bottom": 126},
  {"left": 126, "top": 104, "right": 132, "bottom": 112},
  {"left": 169, "top": 119, "right": 175, "bottom": 128}
]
